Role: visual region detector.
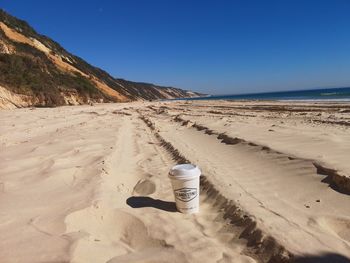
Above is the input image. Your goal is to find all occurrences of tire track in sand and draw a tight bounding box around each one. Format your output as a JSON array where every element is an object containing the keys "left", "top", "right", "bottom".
[
  {"left": 141, "top": 107, "right": 350, "bottom": 260},
  {"left": 139, "top": 113, "right": 292, "bottom": 263},
  {"left": 65, "top": 112, "right": 257, "bottom": 263}
]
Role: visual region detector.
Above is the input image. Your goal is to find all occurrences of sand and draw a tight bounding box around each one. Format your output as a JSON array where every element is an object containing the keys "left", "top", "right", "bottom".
[{"left": 0, "top": 101, "right": 350, "bottom": 263}]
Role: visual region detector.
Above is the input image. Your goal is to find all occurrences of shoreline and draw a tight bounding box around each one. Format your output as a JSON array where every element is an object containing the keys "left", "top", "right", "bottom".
[
  {"left": 167, "top": 97, "right": 350, "bottom": 102},
  {"left": 170, "top": 86, "right": 350, "bottom": 102}
]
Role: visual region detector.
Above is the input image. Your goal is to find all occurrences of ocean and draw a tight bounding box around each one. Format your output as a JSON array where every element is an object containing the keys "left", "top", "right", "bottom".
[{"left": 183, "top": 87, "right": 350, "bottom": 102}]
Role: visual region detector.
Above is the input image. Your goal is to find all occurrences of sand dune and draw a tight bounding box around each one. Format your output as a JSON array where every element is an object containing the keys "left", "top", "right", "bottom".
[{"left": 0, "top": 101, "right": 350, "bottom": 262}]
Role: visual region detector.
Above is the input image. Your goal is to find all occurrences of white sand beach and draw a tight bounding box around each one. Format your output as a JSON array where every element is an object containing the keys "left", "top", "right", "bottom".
[{"left": 1, "top": 101, "right": 350, "bottom": 263}]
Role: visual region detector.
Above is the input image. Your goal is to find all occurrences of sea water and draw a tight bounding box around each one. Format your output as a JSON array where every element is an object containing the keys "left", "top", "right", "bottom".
[{"left": 179, "top": 87, "right": 350, "bottom": 102}]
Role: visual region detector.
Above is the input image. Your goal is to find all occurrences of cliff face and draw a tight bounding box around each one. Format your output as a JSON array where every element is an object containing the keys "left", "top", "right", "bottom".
[{"left": 0, "top": 10, "right": 202, "bottom": 108}]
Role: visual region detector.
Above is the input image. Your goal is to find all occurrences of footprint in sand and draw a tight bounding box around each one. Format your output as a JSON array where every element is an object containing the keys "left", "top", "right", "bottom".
[{"left": 133, "top": 178, "right": 156, "bottom": 195}]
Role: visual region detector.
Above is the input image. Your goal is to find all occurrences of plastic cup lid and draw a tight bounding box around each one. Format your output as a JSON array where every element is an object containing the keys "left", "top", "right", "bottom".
[{"left": 169, "top": 164, "right": 201, "bottom": 180}]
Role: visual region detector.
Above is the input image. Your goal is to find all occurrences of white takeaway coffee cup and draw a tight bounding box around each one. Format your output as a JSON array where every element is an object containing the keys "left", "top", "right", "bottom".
[{"left": 168, "top": 164, "right": 201, "bottom": 214}]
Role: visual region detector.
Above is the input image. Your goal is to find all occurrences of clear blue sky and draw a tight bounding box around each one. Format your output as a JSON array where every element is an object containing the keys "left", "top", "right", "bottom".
[{"left": 2, "top": 0, "right": 350, "bottom": 95}]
